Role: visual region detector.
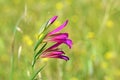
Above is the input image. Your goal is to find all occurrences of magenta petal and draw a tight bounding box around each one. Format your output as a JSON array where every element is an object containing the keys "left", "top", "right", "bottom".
[
  {"left": 50, "top": 39, "right": 72, "bottom": 49},
  {"left": 65, "top": 39, "right": 73, "bottom": 49},
  {"left": 62, "top": 39, "right": 72, "bottom": 49},
  {"left": 50, "top": 51, "right": 65, "bottom": 55},
  {"left": 48, "top": 20, "right": 68, "bottom": 35},
  {"left": 48, "top": 33, "right": 68, "bottom": 39},
  {"left": 42, "top": 51, "right": 65, "bottom": 56},
  {"left": 59, "top": 55, "right": 69, "bottom": 61},
  {"left": 41, "top": 54, "right": 69, "bottom": 61},
  {"left": 50, "top": 55, "right": 69, "bottom": 61},
  {"left": 46, "top": 48, "right": 61, "bottom": 52},
  {"left": 45, "top": 42, "right": 62, "bottom": 51},
  {"left": 48, "top": 16, "right": 58, "bottom": 26}
]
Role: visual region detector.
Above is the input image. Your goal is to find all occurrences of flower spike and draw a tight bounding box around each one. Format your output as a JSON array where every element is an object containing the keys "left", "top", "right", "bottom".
[{"left": 35, "top": 16, "right": 72, "bottom": 61}]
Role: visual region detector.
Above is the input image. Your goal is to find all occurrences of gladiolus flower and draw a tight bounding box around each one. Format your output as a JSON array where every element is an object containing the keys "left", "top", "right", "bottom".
[
  {"left": 44, "top": 20, "right": 72, "bottom": 48},
  {"left": 40, "top": 16, "right": 72, "bottom": 61},
  {"left": 40, "top": 43, "right": 69, "bottom": 61}
]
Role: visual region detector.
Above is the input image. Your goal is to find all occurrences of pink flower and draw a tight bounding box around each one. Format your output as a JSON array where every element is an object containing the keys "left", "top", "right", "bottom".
[
  {"left": 41, "top": 43, "right": 69, "bottom": 61},
  {"left": 40, "top": 16, "right": 72, "bottom": 61},
  {"left": 45, "top": 20, "right": 72, "bottom": 48}
]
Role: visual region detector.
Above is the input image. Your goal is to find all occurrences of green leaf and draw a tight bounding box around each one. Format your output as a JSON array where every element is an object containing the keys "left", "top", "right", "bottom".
[
  {"left": 34, "top": 33, "right": 46, "bottom": 51},
  {"left": 34, "top": 43, "right": 47, "bottom": 59},
  {"left": 38, "top": 20, "right": 49, "bottom": 35},
  {"left": 32, "top": 43, "right": 47, "bottom": 67},
  {"left": 30, "top": 64, "right": 46, "bottom": 80}
]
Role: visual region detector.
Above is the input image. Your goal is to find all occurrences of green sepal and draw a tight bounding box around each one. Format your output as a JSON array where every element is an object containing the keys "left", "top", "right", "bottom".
[
  {"left": 34, "top": 33, "right": 46, "bottom": 51},
  {"left": 38, "top": 18, "right": 50, "bottom": 35}
]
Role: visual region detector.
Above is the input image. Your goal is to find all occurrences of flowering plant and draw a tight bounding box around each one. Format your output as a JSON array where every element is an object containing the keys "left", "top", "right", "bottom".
[{"left": 31, "top": 16, "right": 72, "bottom": 80}]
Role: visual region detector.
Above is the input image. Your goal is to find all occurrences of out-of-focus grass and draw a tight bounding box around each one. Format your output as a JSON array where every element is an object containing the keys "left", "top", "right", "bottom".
[{"left": 0, "top": 0, "right": 120, "bottom": 80}]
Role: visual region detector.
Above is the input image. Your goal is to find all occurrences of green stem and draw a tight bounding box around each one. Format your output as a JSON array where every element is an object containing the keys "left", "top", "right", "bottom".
[
  {"left": 10, "top": 53, "right": 14, "bottom": 80},
  {"left": 32, "top": 43, "right": 47, "bottom": 68},
  {"left": 30, "top": 64, "right": 46, "bottom": 80},
  {"left": 10, "top": 27, "right": 16, "bottom": 80}
]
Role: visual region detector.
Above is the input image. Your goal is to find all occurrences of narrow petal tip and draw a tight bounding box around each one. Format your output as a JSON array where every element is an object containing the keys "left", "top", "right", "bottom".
[
  {"left": 65, "top": 20, "right": 69, "bottom": 24},
  {"left": 48, "top": 16, "right": 58, "bottom": 25},
  {"left": 61, "top": 56, "right": 69, "bottom": 61},
  {"left": 66, "top": 39, "right": 73, "bottom": 49},
  {"left": 49, "top": 20, "right": 69, "bottom": 35}
]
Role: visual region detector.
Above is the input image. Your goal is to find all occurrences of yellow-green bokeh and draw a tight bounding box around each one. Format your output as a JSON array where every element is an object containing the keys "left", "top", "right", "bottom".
[{"left": 0, "top": 0, "right": 120, "bottom": 80}]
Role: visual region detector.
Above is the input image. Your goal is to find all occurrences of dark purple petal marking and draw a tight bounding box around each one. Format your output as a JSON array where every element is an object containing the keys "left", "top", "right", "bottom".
[
  {"left": 42, "top": 51, "right": 65, "bottom": 56},
  {"left": 59, "top": 55, "right": 69, "bottom": 61},
  {"left": 48, "top": 20, "right": 68, "bottom": 35},
  {"left": 50, "top": 51, "right": 65, "bottom": 55},
  {"left": 41, "top": 53, "right": 69, "bottom": 61},
  {"left": 45, "top": 48, "right": 61, "bottom": 52}
]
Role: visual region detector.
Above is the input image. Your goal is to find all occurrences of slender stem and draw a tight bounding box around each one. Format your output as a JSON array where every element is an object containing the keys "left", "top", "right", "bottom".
[
  {"left": 30, "top": 64, "right": 46, "bottom": 80},
  {"left": 97, "top": 0, "right": 113, "bottom": 37},
  {"left": 10, "top": 7, "right": 26, "bottom": 80},
  {"left": 10, "top": 27, "right": 16, "bottom": 80}
]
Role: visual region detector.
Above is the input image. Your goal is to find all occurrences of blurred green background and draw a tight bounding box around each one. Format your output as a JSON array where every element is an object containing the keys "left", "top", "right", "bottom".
[{"left": 0, "top": 0, "right": 120, "bottom": 80}]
